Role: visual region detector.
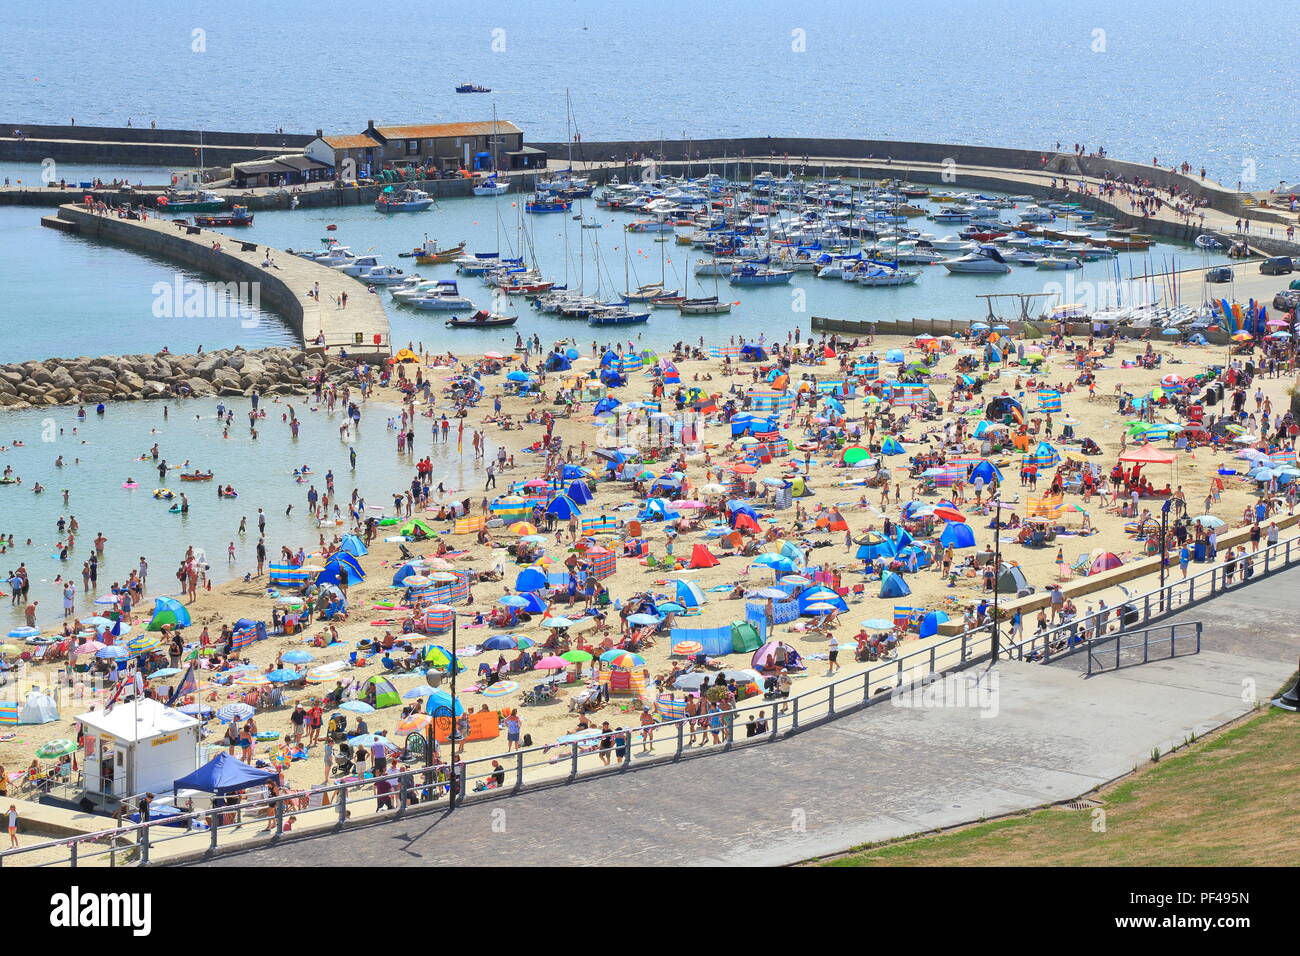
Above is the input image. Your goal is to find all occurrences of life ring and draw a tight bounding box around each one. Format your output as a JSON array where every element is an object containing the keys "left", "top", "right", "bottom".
[
  {"left": 122, "top": 482, "right": 139, "bottom": 489},
  {"left": 168, "top": 505, "right": 183, "bottom": 513}
]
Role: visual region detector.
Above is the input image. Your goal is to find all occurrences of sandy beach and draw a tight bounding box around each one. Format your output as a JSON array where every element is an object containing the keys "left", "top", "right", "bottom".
[{"left": 2, "top": 326, "right": 1295, "bottom": 816}]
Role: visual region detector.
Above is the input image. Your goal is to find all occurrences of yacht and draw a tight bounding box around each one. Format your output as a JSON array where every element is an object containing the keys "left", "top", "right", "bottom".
[{"left": 942, "top": 245, "right": 1012, "bottom": 274}]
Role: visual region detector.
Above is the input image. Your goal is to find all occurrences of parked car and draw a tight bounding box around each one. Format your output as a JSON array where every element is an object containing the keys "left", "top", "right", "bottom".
[
  {"left": 1260, "top": 256, "right": 1294, "bottom": 275},
  {"left": 1205, "top": 266, "right": 1233, "bottom": 283},
  {"left": 1273, "top": 290, "right": 1300, "bottom": 311}
]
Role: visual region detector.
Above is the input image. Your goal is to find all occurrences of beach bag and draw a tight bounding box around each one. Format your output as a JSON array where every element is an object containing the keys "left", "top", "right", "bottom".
[{"left": 522, "top": 733, "right": 533, "bottom": 747}]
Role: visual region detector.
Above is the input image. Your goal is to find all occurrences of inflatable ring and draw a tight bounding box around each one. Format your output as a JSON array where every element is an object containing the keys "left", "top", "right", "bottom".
[{"left": 122, "top": 482, "right": 139, "bottom": 488}]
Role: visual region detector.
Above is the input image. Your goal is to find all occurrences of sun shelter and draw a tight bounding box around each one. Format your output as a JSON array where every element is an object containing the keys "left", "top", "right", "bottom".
[
  {"left": 918, "top": 610, "right": 949, "bottom": 638},
  {"left": 996, "top": 563, "right": 1030, "bottom": 593},
  {"left": 78, "top": 698, "right": 202, "bottom": 810},
  {"left": 399, "top": 517, "right": 435, "bottom": 538},
  {"left": 970, "top": 460, "right": 1003, "bottom": 487},
  {"left": 687, "top": 544, "right": 719, "bottom": 568},
  {"left": 566, "top": 480, "right": 594, "bottom": 505},
  {"left": 173, "top": 752, "right": 278, "bottom": 796},
  {"left": 854, "top": 532, "right": 895, "bottom": 562},
  {"left": 1088, "top": 551, "right": 1124, "bottom": 575},
  {"left": 514, "top": 566, "right": 549, "bottom": 592},
  {"left": 392, "top": 348, "right": 419, "bottom": 363},
  {"left": 880, "top": 437, "right": 906, "bottom": 456},
  {"left": 147, "top": 596, "right": 192, "bottom": 631},
  {"left": 18, "top": 690, "right": 59, "bottom": 724},
  {"left": 939, "top": 521, "right": 977, "bottom": 549},
  {"left": 878, "top": 570, "right": 911, "bottom": 598},
  {"left": 675, "top": 579, "right": 706, "bottom": 609},
  {"left": 339, "top": 533, "right": 368, "bottom": 557},
  {"left": 362, "top": 675, "right": 402, "bottom": 708}
]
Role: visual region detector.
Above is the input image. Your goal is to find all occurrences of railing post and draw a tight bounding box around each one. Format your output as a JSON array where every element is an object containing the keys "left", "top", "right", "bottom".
[
  {"left": 791, "top": 696, "right": 800, "bottom": 731},
  {"left": 1143, "top": 629, "right": 1150, "bottom": 664},
  {"left": 569, "top": 741, "right": 579, "bottom": 780},
  {"left": 69, "top": 840, "right": 77, "bottom": 867},
  {"left": 273, "top": 795, "right": 285, "bottom": 838},
  {"left": 863, "top": 671, "right": 871, "bottom": 706},
  {"left": 929, "top": 647, "right": 936, "bottom": 675},
  {"left": 960, "top": 632, "right": 968, "bottom": 662},
  {"left": 675, "top": 719, "right": 684, "bottom": 758},
  {"left": 514, "top": 751, "right": 524, "bottom": 791},
  {"left": 827, "top": 683, "right": 835, "bottom": 717},
  {"left": 337, "top": 786, "right": 348, "bottom": 825},
  {"left": 139, "top": 825, "right": 150, "bottom": 866},
  {"left": 210, "top": 811, "right": 219, "bottom": 851},
  {"left": 397, "top": 772, "right": 408, "bottom": 813}
]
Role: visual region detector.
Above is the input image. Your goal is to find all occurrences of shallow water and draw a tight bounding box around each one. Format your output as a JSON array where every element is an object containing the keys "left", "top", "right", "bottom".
[{"left": 0, "top": 395, "right": 487, "bottom": 627}]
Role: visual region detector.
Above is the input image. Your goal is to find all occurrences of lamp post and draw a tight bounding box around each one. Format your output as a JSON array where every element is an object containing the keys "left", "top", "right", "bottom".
[
  {"left": 990, "top": 495, "right": 1003, "bottom": 662},
  {"left": 1159, "top": 498, "right": 1172, "bottom": 612}
]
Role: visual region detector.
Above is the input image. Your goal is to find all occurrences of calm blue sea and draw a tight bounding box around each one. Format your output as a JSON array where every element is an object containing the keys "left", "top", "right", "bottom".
[{"left": 2, "top": 0, "right": 1296, "bottom": 183}]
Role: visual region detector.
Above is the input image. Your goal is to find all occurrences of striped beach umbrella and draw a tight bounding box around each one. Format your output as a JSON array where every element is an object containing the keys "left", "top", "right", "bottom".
[
  {"left": 36, "top": 739, "right": 78, "bottom": 759},
  {"left": 671, "top": 641, "right": 703, "bottom": 656},
  {"left": 125, "top": 635, "right": 163, "bottom": 656},
  {"left": 509, "top": 521, "right": 539, "bottom": 535},
  {"left": 599, "top": 650, "right": 643, "bottom": 668},
  {"left": 217, "top": 702, "right": 256, "bottom": 722},
  {"left": 482, "top": 681, "right": 519, "bottom": 698}
]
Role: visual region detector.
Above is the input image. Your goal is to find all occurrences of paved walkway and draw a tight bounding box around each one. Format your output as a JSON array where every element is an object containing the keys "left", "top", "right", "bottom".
[{"left": 189, "top": 568, "right": 1297, "bottom": 868}]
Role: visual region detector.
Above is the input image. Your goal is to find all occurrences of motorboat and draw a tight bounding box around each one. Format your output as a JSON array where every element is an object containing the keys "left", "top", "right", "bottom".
[
  {"left": 193, "top": 204, "right": 252, "bottom": 226},
  {"left": 473, "top": 178, "right": 510, "bottom": 197},
  {"left": 408, "top": 288, "right": 476, "bottom": 310},
  {"left": 1035, "top": 256, "right": 1083, "bottom": 270},
  {"left": 852, "top": 264, "right": 921, "bottom": 286},
  {"left": 525, "top": 193, "right": 572, "bottom": 213},
  {"left": 375, "top": 188, "right": 435, "bottom": 213},
  {"left": 156, "top": 189, "right": 225, "bottom": 212},
  {"left": 446, "top": 310, "right": 517, "bottom": 328},
  {"left": 942, "top": 245, "right": 1012, "bottom": 274},
  {"left": 455, "top": 83, "right": 491, "bottom": 93},
  {"left": 1017, "top": 205, "right": 1056, "bottom": 223},
  {"left": 336, "top": 254, "right": 383, "bottom": 277},
  {"left": 359, "top": 265, "right": 410, "bottom": 285},
  {"left": 408, "top": 237, "right": 467, "bottom": 264}
]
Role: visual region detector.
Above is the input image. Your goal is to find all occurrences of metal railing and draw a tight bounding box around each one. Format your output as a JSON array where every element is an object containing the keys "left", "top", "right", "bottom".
[
  {"left": 2, "top": 530, "right": 1295, "bottom": 867},
  {"left": 1082, "top": 622, "right": 1202, "bottom": 676}
]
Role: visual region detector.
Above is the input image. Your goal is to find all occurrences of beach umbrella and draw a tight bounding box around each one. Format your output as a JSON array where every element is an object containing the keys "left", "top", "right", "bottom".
[
  {"left": 780, "top": 574, "right": 812, "bottom": 585},
  {"left": 70, "top": 639, "right": 106, "bottom": 657},
  {"left": 81, "top": 616, "right": 115, "bottom": 629},
  {"left": 338, "top": 700, "right": 376, "bottom": 714},
  {"left": 750, "top": 587, "right": 788, "bottom": 599},
  {"left": 481, "top": 634, "right": 522, "bottom": 650},
  {"left": 282, "top": 650, "right": 314, "bottom": 664},
  {"left": 266, "top": 669, "right": 301, "bottom": 683},
  {"left": 125, "top": 634, "right": 163, "bottom": 655},
  {"left": 347, "top": 733, "right": 393, "bottom": 748},
  {"left": 423, "top": 690, "right": 464, "bottom": 716},
  {"left": 933, "top": 505, "right": 965, "bottom": 523},
  {"left": 556, "top": 729, "right": 601, "bottom": 744},
  {"left": 402, "top": 684, "right": 439, "bottom": 699},
  {"left": 535, "top": 655, "right": 569, "bottom": 670},
  {"left": 395, "top": 713, "right": 433, "bottom": 735},
  {"left": 600, "top": 650, "right": 644, "bottom": 668},
  {"left": 482, "top": 681, "right": 519, "bottom": 698},
  {"left": 656, "top": 602, "right": 686, "bottom": 614},
  {"left": 540, "top": 616, "right": 575, "bottom": 629},
  {"left": 560, "top": 650, "right": 593, "bottom": 663},
  {"left": 35, "top": 739, "right": 78, "bottom": 760},
  {"left": 860, "top": 618, "right": 894, "bottom": 630},
  {"left": 7, "top": 626, "right": 40, "bottom": 639},
  {"left": 509, "top": 521, "right": 539, "bottom": 535},
  {"left": 234, "top": 673, "right": 271, "bottom": 686},
  {"left": 729, "top": 463, "right": 757, "bottom": 475},
  {"left": 217, "top": 702, "right": 256, "bottom": 722},
  {"left": 95, "top": 646, "right": 128, "bottom": 660},
  {"left": 497, "top": 595, "right": 529, "bottom": 608},
  {"left": 672, "top": 641, "right": 703, "bottom": 656},
  {"left": 804, "top": 602, "right": 838, "bottom": 614},
  {"left": 0, "top": 644, "right": 21, "bottom": 657},
  {"left": 1191, "top": 514, "right": 1225, "bottom": 528},
  {"left": 93, "top": 594, "right": 121, "bottom": 606},
  {"left": 701, "top": 483, "right": 726, "bottom": 495},
  {"left": 627, "top": 613, "right": 661, "bottom": 626},
  {"left": 149, "top": 667, "right": 183, "bottom": 679}
]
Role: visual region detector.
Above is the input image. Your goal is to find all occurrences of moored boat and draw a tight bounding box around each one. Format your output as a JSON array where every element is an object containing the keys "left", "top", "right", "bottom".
[{"left": 446, "top": 310, "right": 517, "bottom": 328}]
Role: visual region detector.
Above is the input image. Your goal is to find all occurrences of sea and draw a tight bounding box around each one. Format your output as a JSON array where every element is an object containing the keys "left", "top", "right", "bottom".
[{"left": 0, "top": 0, "right": 1283, "bottom": 623}]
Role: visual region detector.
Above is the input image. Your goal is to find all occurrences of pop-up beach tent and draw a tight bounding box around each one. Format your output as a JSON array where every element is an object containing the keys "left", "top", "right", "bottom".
[
  {"left": 1088, "top": 551, "right": 1124, "bottom": 575},
  {"left": 881, "top": 437, "right": 906, "bottom": 456},
  {"left": 878, "top": 570, "right": 911, "bottom": 598},
  {"left": 362, "top": 675, "right": 402, "bottom": 708},
  {"left": 147, "top": 596, "right": 191, "bottom": 631},
  {"left": 939, "top": 521, "right": 977, "bottom": 549},
  {"left": 687, "top": 544, "right": 719, "bottom": 569},
  {"left": 996, "top": 563, "right": 1030, "bottom": 593}
]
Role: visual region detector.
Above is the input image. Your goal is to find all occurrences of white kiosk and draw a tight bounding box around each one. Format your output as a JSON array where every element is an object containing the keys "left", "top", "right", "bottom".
[{"left": 76, "top": 698, "right": 202, "bottom": 811}]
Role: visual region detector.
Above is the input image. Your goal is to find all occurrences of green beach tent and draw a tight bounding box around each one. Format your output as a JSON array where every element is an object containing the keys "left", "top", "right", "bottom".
[{"left": 362, "top": 675, "right": 402, "bottom": 709}]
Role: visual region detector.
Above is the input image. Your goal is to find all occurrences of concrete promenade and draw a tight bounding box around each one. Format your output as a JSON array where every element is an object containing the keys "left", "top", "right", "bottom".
[
  {"left": 185, "top": 569, "right": 1297, "bottom": 869},
  {"left": 50, "top": 204, "right": 389, "bottom": 355}
]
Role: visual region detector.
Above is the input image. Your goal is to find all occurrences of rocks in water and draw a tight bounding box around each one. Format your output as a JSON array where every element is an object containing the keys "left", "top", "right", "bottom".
[{"left": 0, "top": 346, "right": 363, "bottom": 409}]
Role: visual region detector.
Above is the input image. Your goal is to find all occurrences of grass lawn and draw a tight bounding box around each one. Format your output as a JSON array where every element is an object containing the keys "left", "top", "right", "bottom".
[{"left": 822, "top": 702, "right": 1298, "bottom": 867}]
